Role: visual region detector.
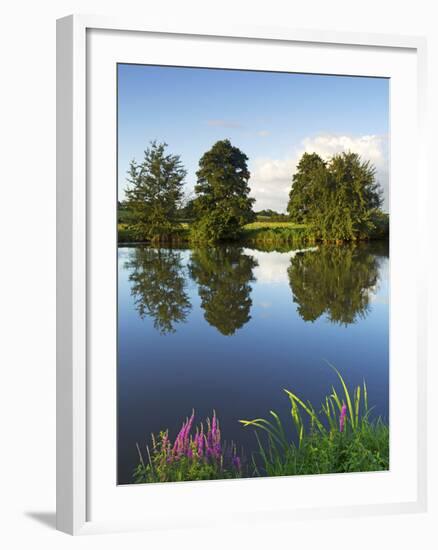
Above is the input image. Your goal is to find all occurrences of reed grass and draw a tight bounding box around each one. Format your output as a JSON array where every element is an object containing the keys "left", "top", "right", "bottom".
[{"left": 240, "top": 366, "right": 389, "bottom": 477}]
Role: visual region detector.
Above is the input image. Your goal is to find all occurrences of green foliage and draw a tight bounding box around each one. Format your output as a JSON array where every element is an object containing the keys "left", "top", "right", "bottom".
[
  {"left": 255, "top": 210, "right": 290, "bottom": 222},
  {"left": 243, "top": 223, "right": 311, "bottom": 248},
  {"left": 176, "top": 196, "right": 197, "bottom": 222},
  {"left": 191, "top": 140, "right": 255, "bottom": 242},
  {"left": 124, "top": 247, "right": 191, "bottom": 334},
  {"left": 118, "top": 224, "right": 137, "bottom": 243},
  {"left": 287, "top": 153, "right": 328, "bottom": 223},
  {"left": 189, "top": 246, "right": 257, "bottom": 335},
  {"left": 244, "top": 221, "right": 306, "bottom": 230},
  {"left": 117, "top": 201, "right": 137, "bottom": 224},
  {"left": 288, "top": 243, "right": 385, "bottom": 324},
  {"left": 369, "top": 210, "right": 389, "bottom": 239},
  {"left": 125, "top": 141, "right": 187, "bottom": 242},
  {"left": 119, "top": 140, "right": 389, "bottom": 244},
  {"left": 133, "top": 412, "right": 242, "bottom": 483},
  {"left": 240, "top": 368, "right": 389, "bottom": 477},
  {"left": 287, "top": 151, "right": 384, "bottom": 242},
  {"left": 134, "top": 453, "right": 232, "bottom": 483}
]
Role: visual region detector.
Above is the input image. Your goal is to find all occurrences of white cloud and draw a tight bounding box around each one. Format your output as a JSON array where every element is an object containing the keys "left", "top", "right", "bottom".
[
  {"left": 249, "top": 134, "right": 389, "bottom": 212},
  {"left": 256, "top": 130, "right": 270, "bottom": 137}
]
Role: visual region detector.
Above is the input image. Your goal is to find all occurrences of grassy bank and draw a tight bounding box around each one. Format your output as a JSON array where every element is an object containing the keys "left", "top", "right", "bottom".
[
  {"left": 240, "top": 367, "right": 389, "bottom": 476},
  {"left": 118, "top": 223, "right": 190, "bottom": 244},
  {"left": 133, "top": 368, "right": 388, "bottom": 483},
  {"left": 242, "top": 221, "right": 312, "bottom": 248},
  {"left": 118, "top": 218, "right": 388, "bottom": 246},
  {"left": 119, "top": 221, "right": 311, "bottom": 246}
]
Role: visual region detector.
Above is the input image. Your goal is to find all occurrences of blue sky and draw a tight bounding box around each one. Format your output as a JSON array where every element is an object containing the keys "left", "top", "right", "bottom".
[{"left": 118, "top": 64, "right": 389, "bottom": 212}]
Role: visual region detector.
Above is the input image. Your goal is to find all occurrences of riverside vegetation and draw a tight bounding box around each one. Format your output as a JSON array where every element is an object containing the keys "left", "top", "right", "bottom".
[{"left": 134, "top": 368, "right": 388, "bottom": 483}]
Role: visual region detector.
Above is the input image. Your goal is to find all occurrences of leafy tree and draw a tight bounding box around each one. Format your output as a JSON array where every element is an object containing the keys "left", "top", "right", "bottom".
[
  {"left": 125, "top": 141, "right": 187, "bottom": 242},
  {"left": 125, "top": 248, "right": 191, "bottom": 334},
  {"left": 287, "top": 153, "right": 327, "bottom": 223},
  {"left": 288, "top": 244, "right": 384, "bottom": 325},
  {"left": 192, "top": 140, "right": 255, "bottom": 242},
  {"left": 288, "top": 151, "right": 384, "bottom": 241},
  {"left": 189, "top": 246, "right": 257, "bottom": 335},
  {"left": 322, "top": 153, "right": 383, "bottom": 241}
]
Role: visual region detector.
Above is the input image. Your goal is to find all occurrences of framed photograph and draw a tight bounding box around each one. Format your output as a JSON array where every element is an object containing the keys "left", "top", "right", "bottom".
[{"left": 57, "top": 15, "right": 428, "bottom": 535}]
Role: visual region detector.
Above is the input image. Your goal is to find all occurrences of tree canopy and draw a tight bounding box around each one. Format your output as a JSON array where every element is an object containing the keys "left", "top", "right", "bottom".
[
  {"left": 287, "top": 153, "right": 327, "bottom": 223},
  {"left": 192, "top": 139, "right": 255, "bottom": 242},
  {"left": 287, "top": 151, "right": 384, "bottom": 241},
  {"left": 125, "top": 141, "right": 187, "bottom": 242}
]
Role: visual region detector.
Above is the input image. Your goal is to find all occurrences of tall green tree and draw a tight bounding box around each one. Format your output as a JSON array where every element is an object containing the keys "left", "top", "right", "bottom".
[
  {"left": 322, "top": 153, "right": 383, "bottom": 241},
  {"left": 125, "top": 141, "right": 187, "bottom": 242},
  {"left": 287, "top": 153, "right": 327, "bottom": 223},
  {"left": 192, "top": 139, "right": 255, "bottom": 242},
  {"left": 287, "top": 151, "right": 384, "bottom": 241}
]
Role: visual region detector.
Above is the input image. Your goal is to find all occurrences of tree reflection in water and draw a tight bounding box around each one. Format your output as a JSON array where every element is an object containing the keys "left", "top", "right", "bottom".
[
  {"left": 124, "top": 241, "right": 387, "bottom": 333},
  {"left": 125, "top": 247, "right": 192, "bottom": 334},
  {"left": 288, "top": 243, "right": 387, "bottom": 325},
  {"left": 189, "top": 246, "right": 258, "bottom": 336}
]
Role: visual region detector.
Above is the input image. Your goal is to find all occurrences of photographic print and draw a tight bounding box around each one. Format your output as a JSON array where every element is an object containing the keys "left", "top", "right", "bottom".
[{"left": 117, "top": 64, "right": 389, "bottom": 485}]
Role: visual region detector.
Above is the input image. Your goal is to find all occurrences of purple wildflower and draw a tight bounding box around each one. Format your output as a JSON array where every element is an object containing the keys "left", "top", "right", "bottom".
[
  {"left": 196, "top": 424, "right": 204, "bottom": 457},
  {"left": 173, "top": 421, "right": 187, "bottom": 456},
  {"left": 185, "top": 410, "right": 195, "bottom": 442},
  {"left": 339, "top": 402, "right": 347, "bottom": 432},
  {"left": 205, "top": 411, "right": 222, "bottom": 461}
]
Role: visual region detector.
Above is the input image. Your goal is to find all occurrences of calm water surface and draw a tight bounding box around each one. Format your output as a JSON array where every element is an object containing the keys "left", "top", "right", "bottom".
[{"left": 117, "top": 242, "right": 389, "bottom": 484}]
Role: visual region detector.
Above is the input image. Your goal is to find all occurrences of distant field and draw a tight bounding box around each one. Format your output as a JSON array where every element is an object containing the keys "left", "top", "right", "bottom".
[{"left": 244, "top": 221, "right": 307, "bottom": 230}]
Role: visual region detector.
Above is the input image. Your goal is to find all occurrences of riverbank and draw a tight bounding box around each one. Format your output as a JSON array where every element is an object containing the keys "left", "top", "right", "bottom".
[
  {"left": 118, "top": 219, "right": 388, "bottom": 246},
  {"left": 133, "top": 370, "right": 389, "bottom": 483}
]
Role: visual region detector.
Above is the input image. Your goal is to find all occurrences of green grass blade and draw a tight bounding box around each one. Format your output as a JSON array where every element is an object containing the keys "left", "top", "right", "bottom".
[
  {"left": 239, "top": 418, "right": 285, "bottom": 448},
  {"left": 290, "top": 398, "right": 304, "bottom": 442},
  {"left": 331, "top": 386, "right": 343, "bottom": 412},
  {"left": 355, "top": 386, "right": 361, "bottom": 427},
  {"left": 328, "top": 363, "right": 355, "bottom": 430},
  {"left": 269, "top": 410, "right": 288, "bottom": 448},
  {"left": 363, "top": 379, "right": 368, "bottom": 413},
  {"left": 284, "top": 389, "right": 325, "bottom": 432}
]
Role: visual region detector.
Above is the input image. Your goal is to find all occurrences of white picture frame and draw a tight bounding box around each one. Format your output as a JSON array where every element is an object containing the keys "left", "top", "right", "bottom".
[{"left": 56, "top": 14, "right": 428, "bottom": 535}]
